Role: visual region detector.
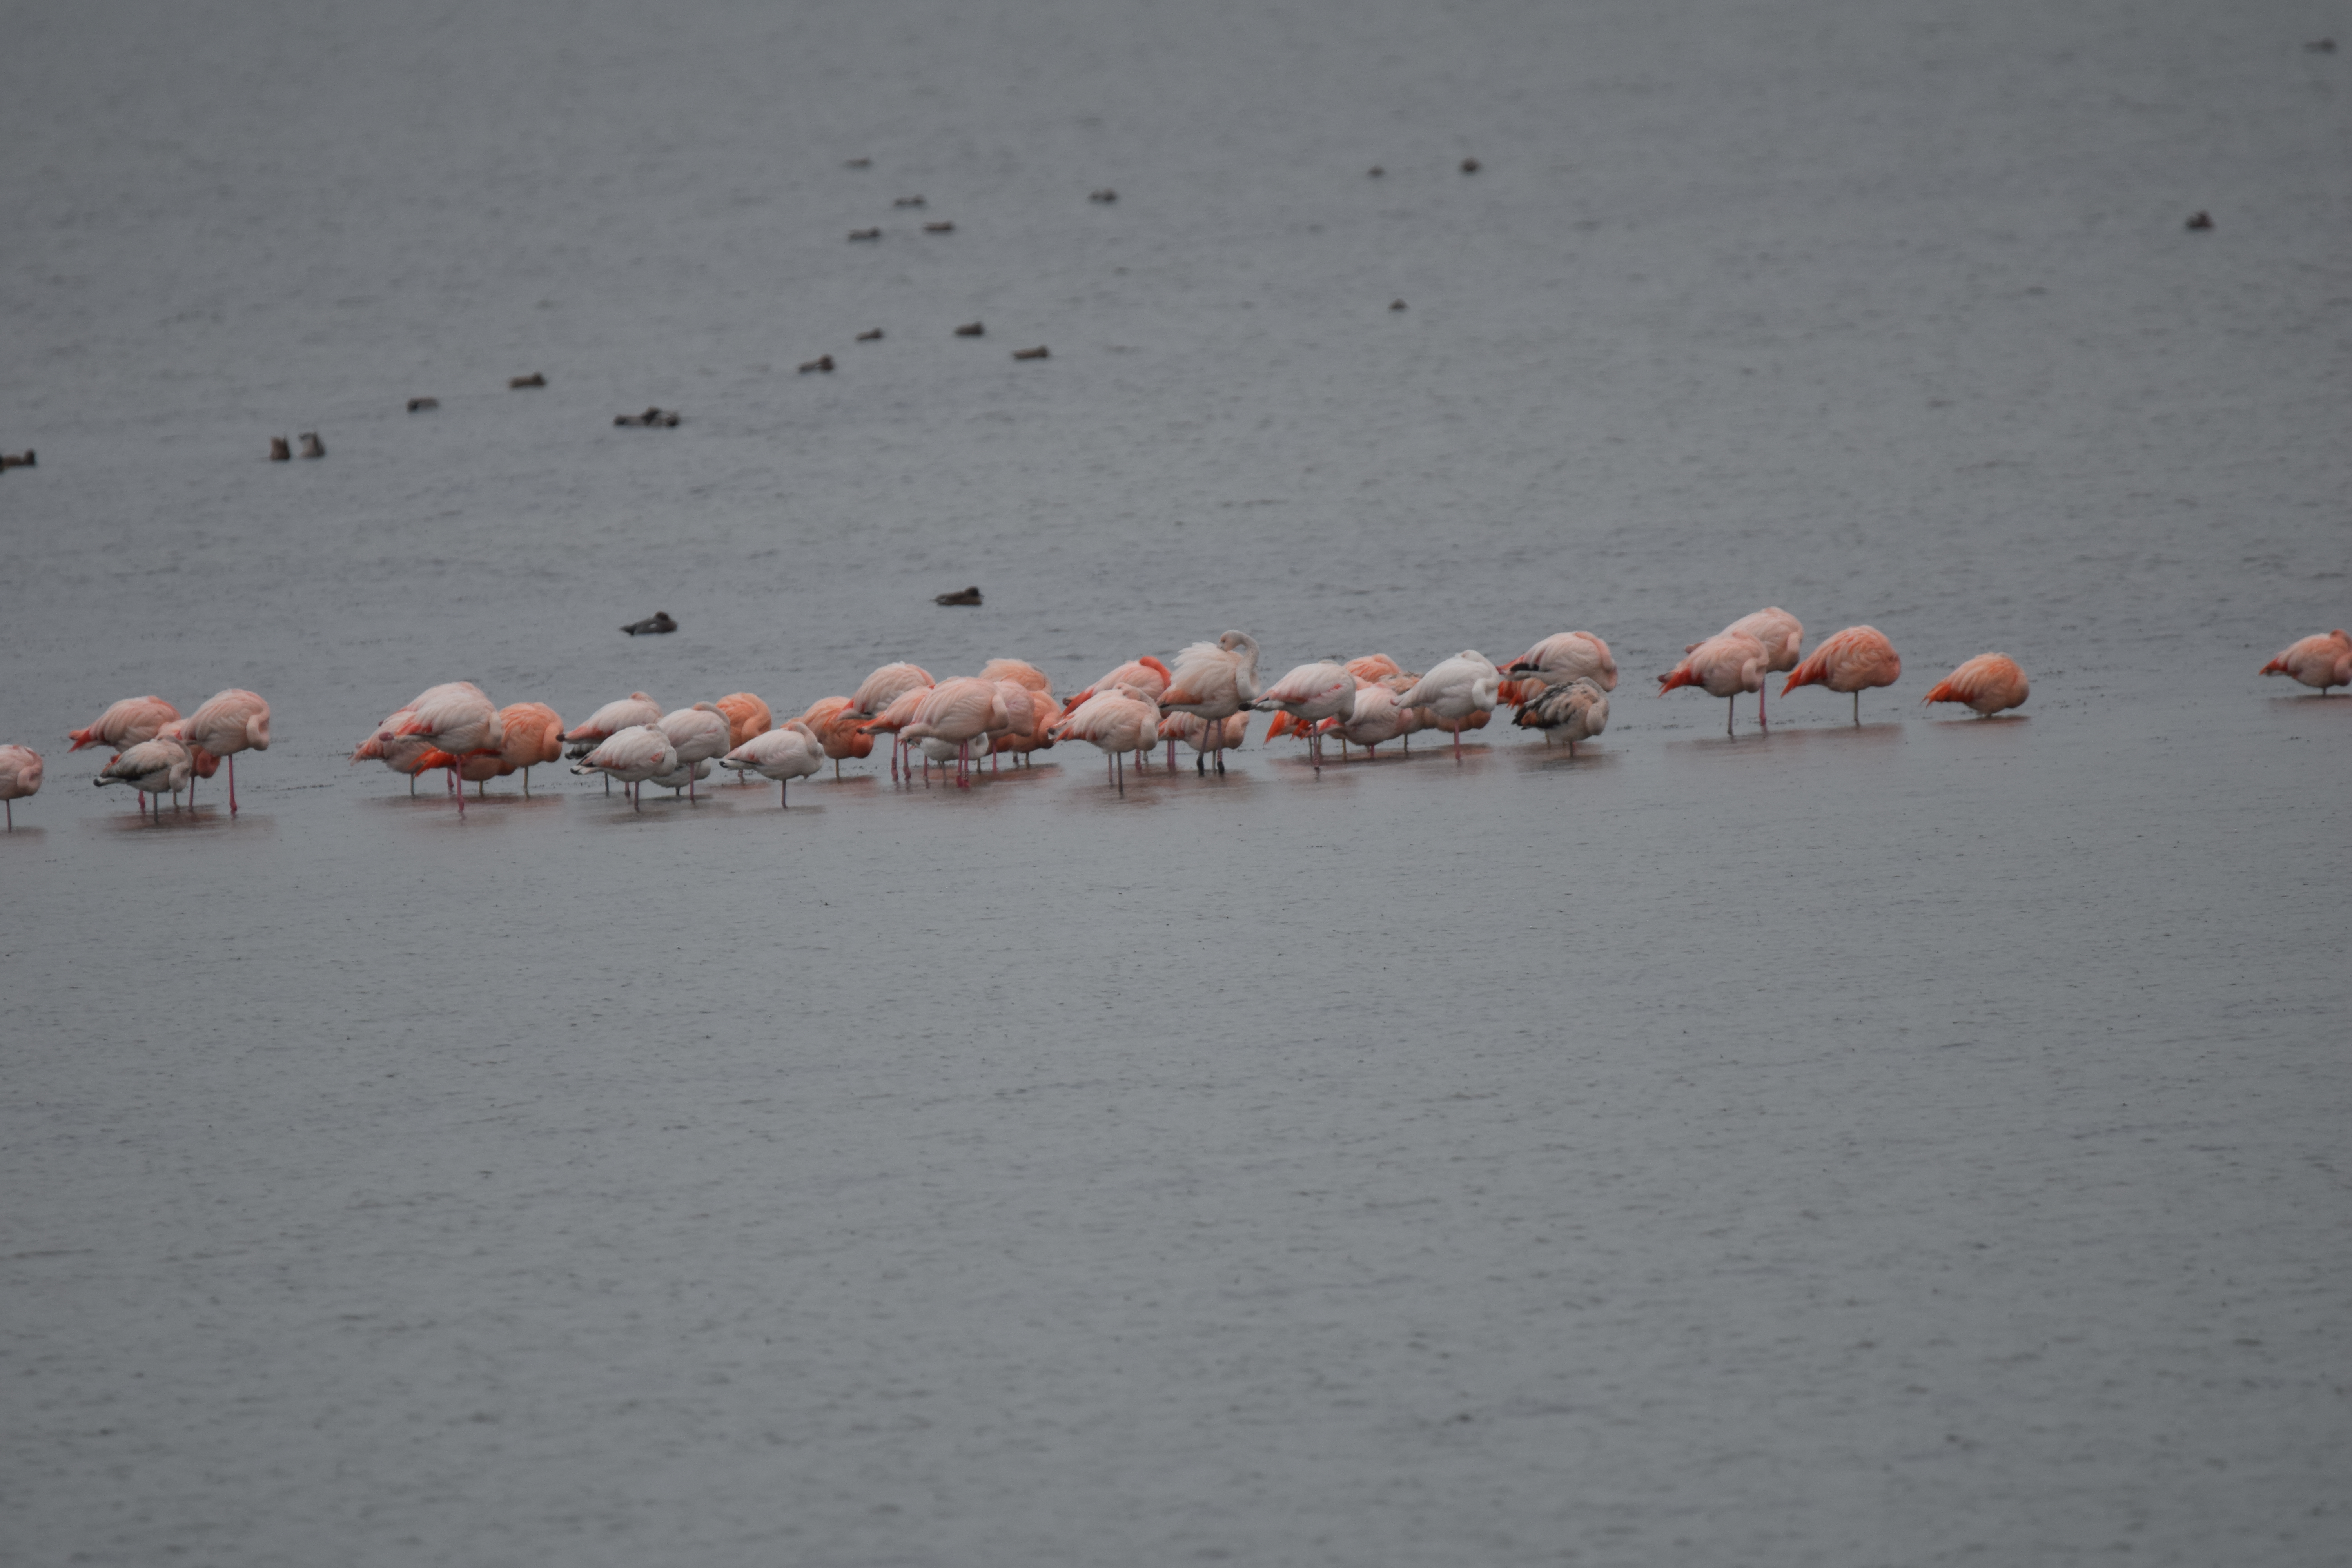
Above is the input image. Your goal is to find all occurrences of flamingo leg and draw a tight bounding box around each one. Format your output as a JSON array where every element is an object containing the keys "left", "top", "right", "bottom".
[
  {"left": 1758, "top": 686, "right": 1767, "bottom": 729},
  {"left": 1853, "top": 691, "right": 1861, "bottom": 726},
  {"left": 229, "top": 754, "right": 239, "bottom": 814},
  {"left": 454, "top": 766, "right": 465, "bottom": 816},
  {"left": 1726, "top": 697, "right": 1735, "bottom": 738},
  {"left": 1116, "top": 750, "right": 1125, "bottom": 795},
  {"left": 1453, "top": 725, "right": 1462, "bottom": 761},
  {"left": 781, "top": 777, "right": 788, "bottom": 808}
]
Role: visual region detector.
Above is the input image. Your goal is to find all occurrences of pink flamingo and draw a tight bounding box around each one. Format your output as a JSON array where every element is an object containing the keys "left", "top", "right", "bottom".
[
  {"left": 392, "top": 685, "right": 503, "bottom": 813},
  {"left": 714, "top": 693, "right": 775, "bottom": 750},
  {"left": 1051, "top": 684, "right": 1162, "bottom": 793},
  {"left": 795, "top": 697, "right": 877, "bottom": 777},
  {"left": 1922, "top": 654, "right": 2029, "bottom": 716},
  {"left": 1782, "top": 625, "right": 1902, "bottom": 723},
  {"left": 1500, "top": 632, "right": 1618, "bottom": 706},
  {"left": 1710, "top": 610, "right": 1802, "bottom": 727},
  {"left": 494, "top": 702, "right": 564, "bottom": 791},
  {"left": 2260, "top": 630, "right": 2352, "bottom": 694},
  {"left": 902, "top": 677, "right": 1006, "bottom": 788},
  {"left": 563, "top": 693, "right": 663, "bottom": 793},
  {"left": 570, "top": 726, "right": 676, "bottom": 809},
  {"left": 1511, "top": 678, "right": 1610, "bottom": 755},
  {"left": 849, "top": 663, "right": 935, "bottom": 780},
  {"left": 176, "top": 689, "right": 271, "bottom": 813},
  {"left": 1316, "top": 681, "right": 1413, "bottom": 759},
  {"left": 656, "top": 704, "right": 734, "bottom": 799},
  {"left": 94, "top": 734, "right": 195, "bottom": 811},
  {"left": 720, "top": 719, "right": 825, "bottom": 805},
  {"left": 1659, "top": 632, "right": 1769, "bottom": 737},
  {"left": 1160, "top": 632, "right": 1261, "bottom": 774},
  {"left": 67, "top": 696, "right": 181, "bottom": 758},
  {"left": 0, "top": 745, "right": 42, "bottom": 828},
  {"left": 1253, "top": 662, "right": 1355, "bottom": 771},
  {"left": 1065, "top": 655, "right": 1174, "bottom": 771},
  {"left": 1394, "top": 652, "right": 1501, "bottom": 760}
]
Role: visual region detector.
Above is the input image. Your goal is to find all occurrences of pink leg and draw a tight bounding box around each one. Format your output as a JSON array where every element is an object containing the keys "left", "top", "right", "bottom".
[
  {"left": 1453, "top": 726, "right": 1462, "bottom": 761},
  {"left": 780, "top": 778, "right": 788, "bottom": 808},
  {"left": 1165, "top": 737, "right": 1176, "bottom": 771},
  {"left": 229, "top": 754, "right": 238, "bottom": 814}
]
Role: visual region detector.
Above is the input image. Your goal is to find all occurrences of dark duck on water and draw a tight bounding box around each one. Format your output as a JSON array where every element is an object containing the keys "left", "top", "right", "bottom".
[{"left": 622, "top": 611, "right": 678, "bottom": 636}]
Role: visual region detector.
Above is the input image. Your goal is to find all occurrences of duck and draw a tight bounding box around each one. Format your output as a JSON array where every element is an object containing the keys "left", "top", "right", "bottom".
[
  {"left": 298, "top": 432, "right": 325, "bottom": 458},
  {"left": 509, "top": 372, "right": 546, "bottom": 388},
  {"left": 924, "top": 221, "right": 955, "bottom": 233},
  {"left": 934, "top": 586, "right": 983, "bottom": 607},
  {"left": 1, "top": 450, "right": 36, "bottom": 469},
  {"left": 848, "top": 227, "right": 882, "bottom": 241},
  {"left": 407, "top": 397, "right": 438, "bottom": 413},
  {"left": 1012, "top": 346, "right": 1049, "bottom": 360},
  {"left": 2185, "top": 211, "right": 2214, "bottom": 231},
  {"left": 954, "top": 321, "right": 985, "bottom": 336},
  {"left": 268, "top": 436, "right": 291, "bottom": 461},
  {"left": 621, "top": 611, "right": 678, "bottom": 636},
  {"left": 798, "top": 356, "right": 835, "bottom": 374},
  {"left": 856, "top": 328, "right": 884, "bottom": 341},
  {"left": 1089, "top": 188, "right": 1118, "bottom": 203},
  {"left": 894, "top": 195, "right": 927, "bottom": 207}
]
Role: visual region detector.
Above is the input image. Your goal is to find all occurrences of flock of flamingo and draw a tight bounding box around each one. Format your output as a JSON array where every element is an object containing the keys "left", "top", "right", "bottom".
[{"left": 1, "top": 622, "right": 2347, "bottom": 826}]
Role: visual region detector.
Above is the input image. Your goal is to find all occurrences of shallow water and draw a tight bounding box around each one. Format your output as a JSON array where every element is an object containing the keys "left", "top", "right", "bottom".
[{"left": 4, "top": 1, "right": 2349, "bottom": 1564}]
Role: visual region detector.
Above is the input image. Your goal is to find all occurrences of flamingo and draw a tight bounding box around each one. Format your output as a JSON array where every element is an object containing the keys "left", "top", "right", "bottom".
[
  {"left": 1922, "top": 653, "right": 2029, "bottom": 716},
  {"left": 494, "top": 702, "right": 564, "bottom": 791},
  {"left": 570, "top": 725, "right": 677, "bottom": 808},
  {"left": 413, "top": 747, "right": 504, "bottom": 792},
  {"left": 1252, "top": 661, "right": 1355, "bottom": 771},
  {"left": 720, "top": 719, "right": 825, "bottom": 805},
  {"left": 1065, "top": 655, "right": 1174, "bottom": 770},
  {"left": 984, "top": 681, "right": 1045, "bottom": 771},
  {"left": 563, "top": 692, "right": 663, "bottom": 793},
  {"left": 902, "top": 677, "right": 1006, "bottom": 788},
  {"left": 795, "top": 697, "right": 877, "bottom": 777},
  {"left": 989, "top": 684, "right": 1062, "bottom": 766},
  {"left": 650, "top": 757, "right": 716, "bottom": 797},
  {"left": 0, "top": 745, "right": 41, "bottom": 828},
  {"left": 1659, "top": 632, "right": 1769, "bottom": 737},
  {"left": 1393, "top": 652, "right": 1501, "bottom": 760},
  {"left": 1159, "top": 632, "right": 1261, "bottom": 774},
  {"left": 1512, "top": 677, "right": 1610, "bottom": 755},
  {"left": 1710, "top": 610, "right": 1802, "bottom": 727},
  {"left": 2259, "top": 630, "right": 2352, "bottom": 694},
  {"left": 179, "top": 688, "right": 271, "bottom": 812},
  {"left": 858, "top": 686, "right": 932, "bottom": 781},
  {"left": 714, "top": 692, "right": 775, "bottom": 750},
  {"left": 1051, "top": 684, "right": 1161, "bottom": 793},
  {"left": 656, "top": 704, "right": 734, "bottom": 799},
  {"left": 1501, "top": 632, "right": 1617, "bottom": 705},
  {"left": 977, "top": 658, "right": 1054, "bottom": 695},
  {"left": 354, "top": 686, "right": 478, "bottom": 795},
  {"left": 67, "top": 696, "right": 181, "bottom": 758},
  {"left": 849, "top": 662, "right": 935, "bottom": 780},
  {"left": 1159, "top": 710, "right": 1249, "bottom": 764},
  {"left": 392, "top": 685, "right": 503, "bottom": 813},
  {"left": 94, "top": 734, "right": 195, "bottom": 811},
  {"left": 1782, "top": 626, "right": 1902, "bottom": 724},
  {"left": 1316, "top": 681, "right": 1412, "bottom": 759}
]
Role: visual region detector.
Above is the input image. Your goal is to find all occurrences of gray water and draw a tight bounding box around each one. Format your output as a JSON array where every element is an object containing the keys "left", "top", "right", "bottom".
[{"left": 4, "top": 1, "right": 2348, "bottom": 1563}]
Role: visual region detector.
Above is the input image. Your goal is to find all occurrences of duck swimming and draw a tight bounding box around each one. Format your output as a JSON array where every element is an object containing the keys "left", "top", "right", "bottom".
[
  {"left": 934, "top": 587, "right": 983, "bottom": 607},
  {"left": 622, "top": 612, "right": 678, "bottom": 636}
]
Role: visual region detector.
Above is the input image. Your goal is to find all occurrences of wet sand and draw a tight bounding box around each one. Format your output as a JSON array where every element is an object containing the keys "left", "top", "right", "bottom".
[{"left": 3, "top": 1, "right": 2348, "bottom": 1563}]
